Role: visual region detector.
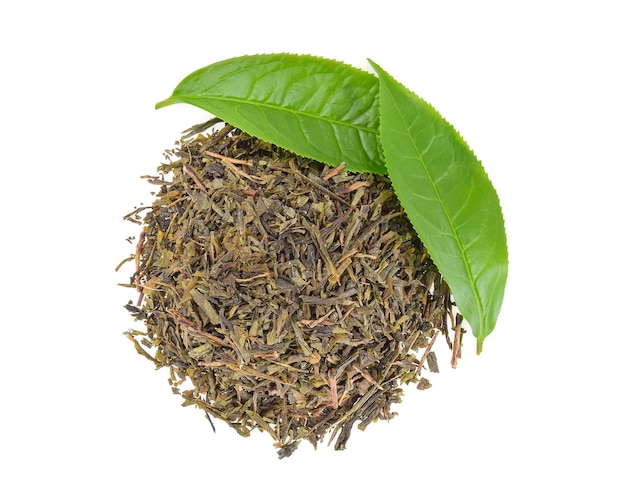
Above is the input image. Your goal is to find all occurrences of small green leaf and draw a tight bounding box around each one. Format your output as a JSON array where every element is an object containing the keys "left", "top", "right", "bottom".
[
  {"left": 156, "top": 53, "right": 385, "bottom": 174},
  {"left": 369, "top": 60, "right": 508, "bottom": 352}
]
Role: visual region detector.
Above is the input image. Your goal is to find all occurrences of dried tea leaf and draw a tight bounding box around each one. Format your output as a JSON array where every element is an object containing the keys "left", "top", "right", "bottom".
[{"left": 122, "top": 123, "right": 455, "bottom": 456}]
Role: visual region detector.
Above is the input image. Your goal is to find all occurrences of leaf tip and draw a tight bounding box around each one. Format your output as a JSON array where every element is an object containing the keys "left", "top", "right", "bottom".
[{"left": 366, "top": 58, "right": 383, "bottom": 76}]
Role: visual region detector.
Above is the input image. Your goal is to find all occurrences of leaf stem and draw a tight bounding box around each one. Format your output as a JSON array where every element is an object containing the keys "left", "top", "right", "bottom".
[{"left": 476, "top": 338, "right": 484, "bottom": 355}]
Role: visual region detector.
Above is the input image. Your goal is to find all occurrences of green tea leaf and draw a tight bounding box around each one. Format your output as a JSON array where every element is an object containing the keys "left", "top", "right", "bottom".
[
  {"left": 156, "top": 53, "right": 385, "bottom": 174},
  {"left": 369, "top": 60, "right": 508, "bottom": 352}
]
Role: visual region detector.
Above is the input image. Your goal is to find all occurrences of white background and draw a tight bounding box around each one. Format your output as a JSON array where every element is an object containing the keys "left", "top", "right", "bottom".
[{"left": 2, "top": 1, "right": 624, "bottom": 501}]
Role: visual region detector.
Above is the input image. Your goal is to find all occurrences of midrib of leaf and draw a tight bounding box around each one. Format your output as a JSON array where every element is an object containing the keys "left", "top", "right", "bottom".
[
  {"left": 397, "top": 122, "right": 485, "bottom": 338},
  {"left": 374, "top": 65, "right": 489, "bottom": 344},
  {"left": 159, "top": 94, "right": 379, "bottom": 136}
]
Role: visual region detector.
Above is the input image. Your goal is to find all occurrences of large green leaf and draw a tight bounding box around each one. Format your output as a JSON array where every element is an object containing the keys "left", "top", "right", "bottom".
[
  {"left": 156, "top": 53, "right": 385, "bottom": 174},
  {"left": 369, "top": 60, "right": 508, "bottom": 353}
]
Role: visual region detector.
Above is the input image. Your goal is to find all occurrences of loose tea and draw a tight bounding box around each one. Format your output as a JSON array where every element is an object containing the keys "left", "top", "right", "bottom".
[{"left": 120, "top": 121, "right": 459, "bottom": 457}]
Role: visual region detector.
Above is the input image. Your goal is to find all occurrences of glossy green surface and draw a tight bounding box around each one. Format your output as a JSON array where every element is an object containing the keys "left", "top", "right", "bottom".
[
  {"left": 157, "top": 53, "right": 385, "bottom": 174},
  {"left": 370, "top": 60, "right": 508, "bottom": 352}
]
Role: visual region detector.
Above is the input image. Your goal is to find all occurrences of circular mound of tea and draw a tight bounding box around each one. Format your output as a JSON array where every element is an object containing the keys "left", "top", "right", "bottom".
[{"left": 123, "top": 122, "right": 454, "bottom": 457}]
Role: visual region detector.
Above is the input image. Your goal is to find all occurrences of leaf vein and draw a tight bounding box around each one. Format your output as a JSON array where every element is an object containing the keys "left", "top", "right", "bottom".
[
  {"left": 384, "top": 87, "right": 485, "bottom": 334},
  {"left": 177, "top": 94, "right": 379, "bottom": 135}
]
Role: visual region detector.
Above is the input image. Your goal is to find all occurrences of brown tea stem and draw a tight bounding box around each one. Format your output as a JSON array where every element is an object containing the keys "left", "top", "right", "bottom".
[
  {"left": 203, "top": 150, "right": 254, "bottom": 166},
  {"left": 134, "top": 231, "right": 145, "bottom": 298},
  {"left": 336, "top": 181, "right": 371, "bottom": 195},
  {"left": 328, "top": 370, "right": 339, "bottom": 409},
  {"left": 451, "top": 313, "right": 463, "bottom": 369},
  {"left": 323, "top": 162, "right": 346, "bottom": 180},
  {"left": 417, "top": 330, "right": 439, "bottom": 375},
  {"left": 182, "top": 164, "right": 207, "bottom": 192}
]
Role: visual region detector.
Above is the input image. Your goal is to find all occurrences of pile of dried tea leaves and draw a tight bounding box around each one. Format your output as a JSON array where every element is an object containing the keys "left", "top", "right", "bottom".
[{"left": 121, "top": 121, "right": 458, "bottom": 457}]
